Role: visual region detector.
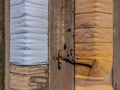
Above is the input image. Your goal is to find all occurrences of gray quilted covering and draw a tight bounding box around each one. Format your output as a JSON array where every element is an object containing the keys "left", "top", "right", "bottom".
[{"left": 10, "top": 0, "right": 48, "bottom": 65}]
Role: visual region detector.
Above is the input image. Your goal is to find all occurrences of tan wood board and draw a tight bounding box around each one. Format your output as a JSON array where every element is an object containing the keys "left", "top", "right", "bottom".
[
  {"left": 75, "top": 43, "right": 112, "bottom": 57},
  {"left": 10, "top": 65, "right": 48, "bottom": 90},
  {"left": 75, "top": 43, "right": 113, "bottom": 77},
  {"left": 76, "top": 85, "right": 113, "bottom": 90},
  {"left": 75, "top": 28, "right": 113, "bottom": 43},
  {"left": 75, "top": 74, "right": 113, "bottom": 90},
  {"left": 75, "top": 0, "right": 113, "bottom": 14},
  {"left": 75, "top": 13, "right": 113, "bottom": 29},
  {"left": 75, "top": 0, "right": 113, "bottom": 90}
]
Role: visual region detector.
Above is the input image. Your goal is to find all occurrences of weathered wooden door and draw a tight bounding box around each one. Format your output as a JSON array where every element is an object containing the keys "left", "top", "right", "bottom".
[{"left": 49, "top": 0, "right": 74, "bottom": 90}]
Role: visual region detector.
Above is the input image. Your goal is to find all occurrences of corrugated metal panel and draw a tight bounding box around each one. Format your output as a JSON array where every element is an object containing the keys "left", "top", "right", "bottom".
[{"left": 10, "top": 0, "right": 48, "bottom": 65}]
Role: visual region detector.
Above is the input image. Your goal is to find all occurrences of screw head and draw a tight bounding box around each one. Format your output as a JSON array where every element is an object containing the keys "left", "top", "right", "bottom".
[{"left": 66, "top": 28, "right": 71, "bottom": 32}]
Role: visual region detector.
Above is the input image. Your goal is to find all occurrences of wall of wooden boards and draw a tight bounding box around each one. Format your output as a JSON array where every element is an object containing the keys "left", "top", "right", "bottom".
[
  {"left": 75, "top": 0, "right": 113, "bottom": 90},
  {"left": 2, "top": 0, "right": 114, "bottom": 90}
]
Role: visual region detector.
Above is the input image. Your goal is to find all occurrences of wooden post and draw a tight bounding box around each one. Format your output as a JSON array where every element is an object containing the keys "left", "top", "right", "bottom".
[
  {"left": 113, "top": 0, "right": 120, "bottom": 90},
  {"left": 49, "top": 0, "right": 74, "bottom": 90},
  {"left": 4, "top": 0, "right": 10, "bottom": 90},
  {"left": 0, "top": 0, "right": 5, "bottom": 89}
]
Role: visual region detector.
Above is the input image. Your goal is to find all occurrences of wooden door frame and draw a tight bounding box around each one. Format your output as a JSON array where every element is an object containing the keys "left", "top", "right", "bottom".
[{"left": 49, "top": 0, "right": 75, "bottom": 90}]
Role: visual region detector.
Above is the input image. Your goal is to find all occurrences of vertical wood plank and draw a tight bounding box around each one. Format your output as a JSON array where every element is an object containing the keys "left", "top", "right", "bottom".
[
  {"left": 49, "top": 0, "right": 74, "bottom": 90},
  {"left": 75, "top": 0, "right": 113, "bottom": 90},
  {"left": 4, "top": 0, "right": 10, "bottom": 90},
  {"left": 0, "top": 0, "right": 4, "bottom": 89},
  {"left": 64, "top": 0, "right": 75, "bottom": 89},
  {"left": 113, "top": 0, "right": 120, "bottom": 90}
]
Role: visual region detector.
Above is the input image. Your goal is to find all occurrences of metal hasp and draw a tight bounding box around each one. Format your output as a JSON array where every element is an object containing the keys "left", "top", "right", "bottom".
[
  {"left": 49, "top": 0, "right": 74, "bottom": 90},
  {"left": 57, "top": 48, "right": 74, "bottom": 70},
  {"left": 56, "top": 48, "right": 94, "bottom": 70}
]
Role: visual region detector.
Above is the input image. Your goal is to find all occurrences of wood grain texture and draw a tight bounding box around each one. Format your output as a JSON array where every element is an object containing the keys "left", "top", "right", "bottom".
[
  {"left": 10, "top": 65, "right": 48, "bottom": 90},
  {"left": 75, "top": 28, "right": 113, "bottom": 43},
  {"left": 75, "top": 74, "right": 113, "bottom": 90},
  {"left": 75, "top": 43, "right": 112, "bottom": 57},
  {"left": 4, "top": 0, "right": 10, "bottom": 89},
  {"left": 75, "top": 0, "right": 113, "bottom": 14},
  {"left": 75, "top": 0, "right": 113, "bottom": 90},
  {"left": 75, "top": 73, "right": 113, "bottom": 90},
  {"left": 76, "top": 85, "right": 113, "bottom": 90},
  {"left": 75, "top": 43, "right": 113, "bottom": 77},
  {"left": 49, "top": 0, "right": 74, "bottom": 90},
  {"left": 0, "top": 0, "right": 4, "bottom": 89},
  {"left": 75, "top": 13, "right": 113, "bottom": 29}
]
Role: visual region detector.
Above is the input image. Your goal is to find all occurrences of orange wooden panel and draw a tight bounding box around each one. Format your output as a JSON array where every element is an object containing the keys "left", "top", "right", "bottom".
[
  {"left": 75, "top": 13, "right": 113, "bottom": 29},
  {"left": 75, "top": 28, "right": 113, "bottom": 43},
  {"left": 75, "top": 0, "right": 113, "bottom": 14}
]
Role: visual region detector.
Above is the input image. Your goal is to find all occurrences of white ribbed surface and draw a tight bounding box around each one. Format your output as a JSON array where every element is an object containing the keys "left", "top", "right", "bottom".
[{"left": 10, "top": 0, "right": 48, "bottom": 65}]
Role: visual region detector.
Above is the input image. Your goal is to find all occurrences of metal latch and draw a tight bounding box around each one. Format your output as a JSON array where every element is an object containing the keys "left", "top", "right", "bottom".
[
  {"left": 57, "top": 48, "right": 74, "bottom": 70},
  {"left": 52, "top": 43, "right": 75, "bottom": 70},
  {"left": 53, "top": 48, "right": 95, "bottom": 70},
  {"left": 53, "top": 44, "right": 95, "bottom": 70}
]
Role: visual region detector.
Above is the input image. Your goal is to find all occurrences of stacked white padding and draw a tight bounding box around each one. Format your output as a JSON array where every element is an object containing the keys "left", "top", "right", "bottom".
[{"left": 10, "top": 0, "right": 48, "bottom": 65}]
